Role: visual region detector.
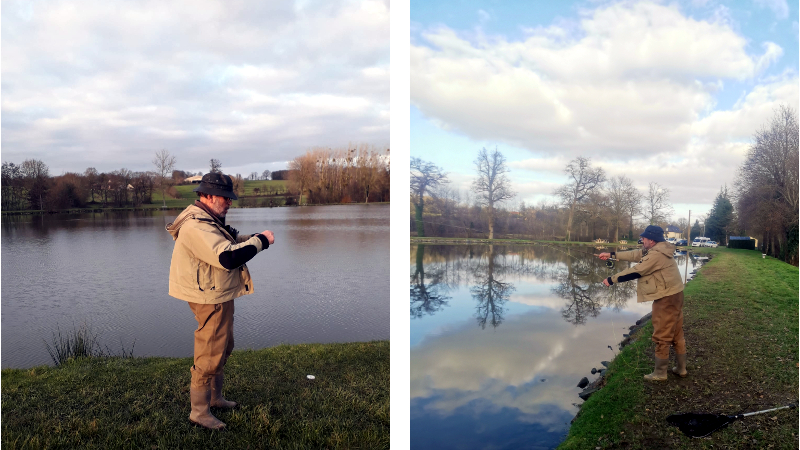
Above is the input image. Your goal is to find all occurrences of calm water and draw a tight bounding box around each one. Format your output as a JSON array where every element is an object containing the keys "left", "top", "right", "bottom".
[
  {"left": 410, "top": 243, "right": 701, "bottom": 450},
  {"left": 1, "top": 205, "right": 389, "bottom": 369}
]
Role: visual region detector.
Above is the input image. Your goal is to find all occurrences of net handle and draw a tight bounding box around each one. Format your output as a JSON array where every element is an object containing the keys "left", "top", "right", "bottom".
[{"left": 741, "top": 404, "right": 796, "bottom": 418}]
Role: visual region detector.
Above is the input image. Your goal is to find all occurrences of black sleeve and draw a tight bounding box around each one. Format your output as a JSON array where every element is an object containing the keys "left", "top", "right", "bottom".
[
  {"left": 217, "top": 235, "right": 269, "bottom": 270},
  {"left": 617, "top": 272, "right": 642, "bottom": 283}
]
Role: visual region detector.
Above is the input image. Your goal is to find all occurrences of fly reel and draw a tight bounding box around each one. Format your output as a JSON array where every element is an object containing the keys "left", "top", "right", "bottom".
[{"left": 605, "top": 260, "right": 615, "bottom": 269}]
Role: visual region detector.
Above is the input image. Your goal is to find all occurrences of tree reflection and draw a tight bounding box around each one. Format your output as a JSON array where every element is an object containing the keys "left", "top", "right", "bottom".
[
  {"left": 470, "top": 245, "right": 515, "bottom": 329},
  {"left": 410, "top": 243, "right": 641, "bottom": 326},
  {"left": 410, "top": 244, "right": 451, "bottom": 319},
  {"left": 551, "top": 248, "right": 637, "bottom": 325}
]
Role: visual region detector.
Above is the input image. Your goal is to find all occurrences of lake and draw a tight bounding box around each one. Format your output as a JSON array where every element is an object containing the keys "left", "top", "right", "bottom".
[
  {"left": 410, "top": 243, "right": 701, "bottom": 450},
  {"left": 1, "top": 204, "right": 389, "bottom": 369}
]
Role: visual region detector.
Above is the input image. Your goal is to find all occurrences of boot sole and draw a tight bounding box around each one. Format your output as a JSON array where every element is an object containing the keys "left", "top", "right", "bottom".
[
  {"left": 643, "top": 376, "right": 668, "bottom": 381},
  {"left": 189, "top": 418, "right": 226, "bottom": 431}
]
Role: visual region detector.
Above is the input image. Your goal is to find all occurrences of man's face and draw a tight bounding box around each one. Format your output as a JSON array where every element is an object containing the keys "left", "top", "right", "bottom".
[
  {"left": 642, "top": 237, "right": 656, "bottom": 250},
  {"left": 209, "top": 195, "right": 232, "bottom": 217}
]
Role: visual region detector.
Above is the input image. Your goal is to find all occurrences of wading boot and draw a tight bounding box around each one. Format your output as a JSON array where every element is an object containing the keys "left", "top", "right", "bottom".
[
  {"left": 189, "top": 386, "right": 226, "bottom": 430},
  {"left": 211, "top": 373, "right": 237, "bottom": 409},
  {"left": 672, "top": 354, "right": 688, "bottom": 377},
  {"left": 643, "top": 357, "right": 669, "bottom": 381}
]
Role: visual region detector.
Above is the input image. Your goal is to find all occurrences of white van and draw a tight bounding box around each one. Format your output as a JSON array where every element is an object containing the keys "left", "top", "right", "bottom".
[{"left": 691, "top": 237, "right": 710, "bottom": 247}]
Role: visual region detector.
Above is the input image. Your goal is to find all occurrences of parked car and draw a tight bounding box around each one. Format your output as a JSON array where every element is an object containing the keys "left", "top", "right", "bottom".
[
  {"left": 666, "top": 237, "right": 677, "bottom": 244},
  {"left": 705, "top": 241, "right": 718, "bottom": 248},
  {"left": 692, "top": 237, "right": 710, "bottom": 247},
  {"left": 676, "top": 239, "right": 688, "bottom": 246}
]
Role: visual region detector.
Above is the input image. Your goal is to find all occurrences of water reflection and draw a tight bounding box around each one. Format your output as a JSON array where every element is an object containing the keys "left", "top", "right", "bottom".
[
  {"left": 411, "top": 244, "right": 452, "bottom": 319},
  {"left": 470, "top": 245, "right": 514, "bottom": 329},
  {"left": 410, "top": 243, "right": 696, "bottom": 449}
]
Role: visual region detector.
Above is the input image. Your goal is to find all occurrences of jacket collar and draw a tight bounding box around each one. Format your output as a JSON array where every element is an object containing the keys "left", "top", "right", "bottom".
[{"left": 193, "top": 199, "right": 226, "bottom": 227}]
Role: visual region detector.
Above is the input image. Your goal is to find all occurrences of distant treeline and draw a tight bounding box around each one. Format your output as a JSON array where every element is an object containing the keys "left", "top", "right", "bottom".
[
  {"left": 1, "top": 163, "right": 249, "bottom": 210},
  {"left": 2, "top": 145, "right": 392, "bottom": 211},
  {"left": 1, "top": 162, "right": 165, "bottom": 210},
  {"left": 287, "top": 145, "right": 390, "bottom": 204}
]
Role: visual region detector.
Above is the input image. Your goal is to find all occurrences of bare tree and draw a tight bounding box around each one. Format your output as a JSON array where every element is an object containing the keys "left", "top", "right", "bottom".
[
  {"left": 624, "top": 186, "right": 643, "bottom": 240},
  {"left": 84, "top": 167, "right": 100, "bottom": 203},
  {"left": 472, "top": 148, "right": 516, "bottom": 240},
  {"left": 554, "top": 156, "right": 605, "bottom": 241},
  {"left": 736, "top": 105, "right": 799, "bottom": 263},
  {"left": 605, "top": 175, "right": 641, "bottom": 242},
  {"left": 21, "top": 159, "right": 50, "bottom": 210},
  {"left": 152, "top": 149, "right": 176, "bottom": 207},
  {"left": 643, "top": 182, "right": 673, "bottom": 225},
  {"left": 262, "top": 169, "right": 271, "bottom": 180},
  {"left": 411, "top": 157, "right": 449, "bottom": 237},
  {"left": 288, "top": 152, "right": 316, "bottom": 205},
  {"left": 209, "top": 159, "right": 222, "bottom": 173},
  {"left": 231, "top": 174, "right": 244, "bottom": 197}
]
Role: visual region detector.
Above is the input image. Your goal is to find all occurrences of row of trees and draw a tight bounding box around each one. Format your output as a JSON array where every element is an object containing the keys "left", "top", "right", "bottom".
[
  {"left": 412, "top": 151, "right": 680, "bottom": 243},
  {"left": 1, "top": 161, "right": 161, "bottom": 210},
  {"left": 1, "top": 152, "right": 275, "bottom": 211},
  {"left": 287, "top": 145, "right": 390, "bottom": 204},
  {"left": 735, "top": 105, "right": 798, "bottom": 264}
]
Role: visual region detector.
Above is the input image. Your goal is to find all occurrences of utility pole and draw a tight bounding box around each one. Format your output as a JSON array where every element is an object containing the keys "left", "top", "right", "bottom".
[{"left": 685, "top": 210, "right": 691, "bottom": 285}]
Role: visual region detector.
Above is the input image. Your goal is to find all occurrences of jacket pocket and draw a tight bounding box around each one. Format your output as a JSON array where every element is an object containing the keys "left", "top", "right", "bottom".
[
  {"left": 197, "top": 262, "right": 215, "bottom": 291},
  {"left": 641, "top": 275, "right": 657, "bottom": 296},
  {"left": 654, "top": 271, "right": 667, "bottom": 291}
]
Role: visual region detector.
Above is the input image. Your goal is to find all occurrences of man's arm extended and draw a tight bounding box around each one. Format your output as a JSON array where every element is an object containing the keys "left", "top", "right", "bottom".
[{"left": 218, "top": 234, "right": 270, "bottom": 270}]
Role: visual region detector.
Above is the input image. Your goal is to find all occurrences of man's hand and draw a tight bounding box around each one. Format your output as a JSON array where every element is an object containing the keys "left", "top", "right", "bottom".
[
  {"left": 595, "top": 252, "right": 611, "bottom": 260},
  {"left": 602, "top": 277, "right": 611, "bottom": 287},
  {"left": 260, "top": 230, "right": 275, "bottom": 245}
]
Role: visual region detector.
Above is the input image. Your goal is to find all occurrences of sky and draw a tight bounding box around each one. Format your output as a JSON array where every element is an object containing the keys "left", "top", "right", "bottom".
[
  {"left": 410, "top": 0, "right": 799, "bottom": 222},
  {"left": 1, "top": 0, "right": 389, "bottom": 176}
]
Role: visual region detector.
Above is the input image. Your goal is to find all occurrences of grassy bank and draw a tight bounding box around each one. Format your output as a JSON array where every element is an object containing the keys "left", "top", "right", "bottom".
[
  {"left": 559, "top": 248, "right": 798, "bottom": 449},
  {"left": 2, "top": 341, "right": 389, "bottom": 449}
]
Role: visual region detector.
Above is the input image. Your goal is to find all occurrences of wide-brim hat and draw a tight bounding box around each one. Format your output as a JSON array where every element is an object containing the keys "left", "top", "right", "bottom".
[
  {"left": 640, "top": 225, "right": 665, "bottom": 242},
  {"left": 193, "top": 172, "right": 238, "bottom": 200}
]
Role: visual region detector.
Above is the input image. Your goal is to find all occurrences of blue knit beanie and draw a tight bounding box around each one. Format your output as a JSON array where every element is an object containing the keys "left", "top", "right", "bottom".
[{"left": 640, "top": 225, "right": 665, "bottom": 242}]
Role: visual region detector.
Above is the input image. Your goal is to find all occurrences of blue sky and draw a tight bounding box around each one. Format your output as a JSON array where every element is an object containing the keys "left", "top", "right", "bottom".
[
  {"left": 2, "top": 0, "right": 389, "bottom": 176},
  {"left": 410, "top": 0, "right": 799, "bottom": 221}
]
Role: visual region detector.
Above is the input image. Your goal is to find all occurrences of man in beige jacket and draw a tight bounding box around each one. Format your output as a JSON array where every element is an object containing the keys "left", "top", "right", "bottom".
[
  {"left": 597, "top": 225, "right": 686, "bottom": 382},
  {"left": 166, "top": 172, "right": 275, "bottom": 430}
]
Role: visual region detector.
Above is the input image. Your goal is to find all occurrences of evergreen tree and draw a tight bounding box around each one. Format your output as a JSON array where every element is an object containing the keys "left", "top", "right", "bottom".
[
  {"left": 690, "top": 219, "right": 702, "bottom": 240},
  {"left": 705, "top": 186, "right": 734, "bottom": 244}
]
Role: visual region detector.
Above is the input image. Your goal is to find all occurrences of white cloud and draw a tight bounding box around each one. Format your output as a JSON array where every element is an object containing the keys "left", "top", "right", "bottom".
[
  {"left": 755, "top": 42, "right": 784, "bottom": 74},
  {"left": 411, "top": 1, "right": 764, "bottom": 161},
  {"left": 754, "top": 0, "right": 790, "bottom": 19},
  {"left": 411, "top": 307, "right": 649, "bottom": 418},
  {"left": 1, "top": 0, "right": 389, "bottom": 173},
  {"left": 411, "top": 0, "right": 799, "bottom": 208}
]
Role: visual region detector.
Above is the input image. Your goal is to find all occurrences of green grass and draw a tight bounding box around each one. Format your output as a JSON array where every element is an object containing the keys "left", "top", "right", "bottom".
[
  {"left": 2, "top": 341, "right": 389, "bottom": 449},
  {"left": 558, "top": 248, "right": 798, "bottom": 449}
]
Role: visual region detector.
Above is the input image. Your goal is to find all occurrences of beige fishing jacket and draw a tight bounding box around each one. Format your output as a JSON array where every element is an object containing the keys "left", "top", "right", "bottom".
[
  {"left": 610, "top": 241, "right": 684, "bottom": 303},
  {"left": 166, "top": 204, "right": 265, "bottom": 304}
]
